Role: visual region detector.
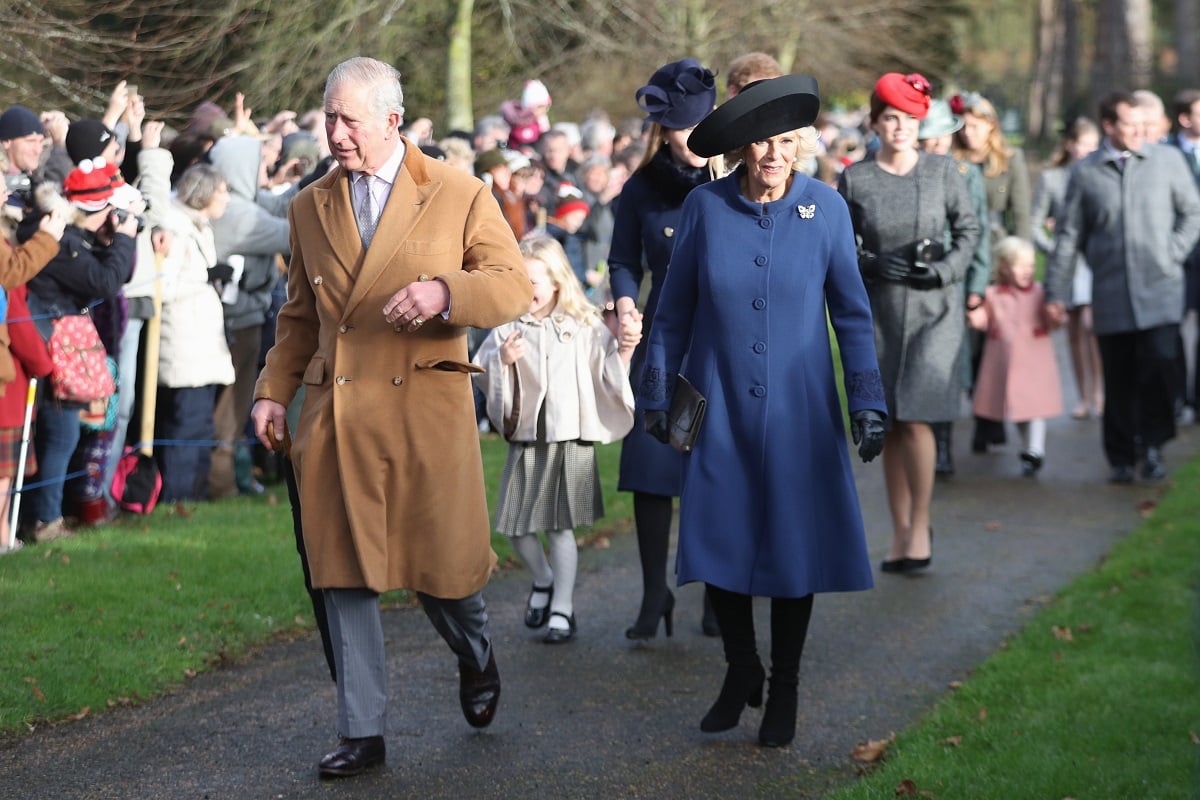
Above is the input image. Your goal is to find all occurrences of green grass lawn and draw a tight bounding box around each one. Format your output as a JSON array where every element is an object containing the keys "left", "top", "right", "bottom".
[
  {"left": 826, "top": 457, "right": 1200, "bottom": 800},
  {"left": 0, "top": 434, "right": 630, "bottom": 734}
]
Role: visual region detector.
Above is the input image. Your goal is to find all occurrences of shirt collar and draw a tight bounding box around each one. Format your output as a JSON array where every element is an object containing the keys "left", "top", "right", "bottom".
[
  {"left": 1103, "top": 139, "right": 1133, "bottom": 161},
  {"left": 354, "top": 138, "right": 406, "bottom": 187}
]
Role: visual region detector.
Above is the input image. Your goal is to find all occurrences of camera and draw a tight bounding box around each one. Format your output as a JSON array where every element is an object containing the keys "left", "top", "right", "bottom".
[
  {"left": 111, "top": 207, "right": 145, "bottom": 234},
  {"left": 4, "top": 172, "right": 34, "bottom": 209},
  {"left": 914, "top": 238, "right": 944, "bottom": 265}
]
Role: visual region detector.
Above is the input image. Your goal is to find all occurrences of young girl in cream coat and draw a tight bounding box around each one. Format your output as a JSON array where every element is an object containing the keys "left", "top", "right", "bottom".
[{"left": 473, "top": 234, "right": 641, "bottom": 643}]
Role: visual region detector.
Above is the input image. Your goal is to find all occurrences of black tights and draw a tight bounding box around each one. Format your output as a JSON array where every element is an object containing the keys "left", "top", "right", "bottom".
[{"left": 632, "top": 491, "right": 674, "bottom": 616}]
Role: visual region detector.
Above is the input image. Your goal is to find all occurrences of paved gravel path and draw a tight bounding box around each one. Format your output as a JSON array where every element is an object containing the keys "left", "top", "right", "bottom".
[{"left": 1, "top": 349, "right": 1191, "bottom": 800}]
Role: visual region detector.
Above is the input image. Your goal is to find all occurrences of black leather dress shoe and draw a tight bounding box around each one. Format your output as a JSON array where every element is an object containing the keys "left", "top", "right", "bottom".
[
  {"left": 1109, "top": 464, "right": 1135, "bottom": 484},
  {"left": 1141, "top": 448, "right": 1166, "bottom": 481},
  {"left": 459, "top": 651, "right": 501, "bottom": 728},
  {"left": 318, "top": 736, "right": 385, "bottom": 778}
]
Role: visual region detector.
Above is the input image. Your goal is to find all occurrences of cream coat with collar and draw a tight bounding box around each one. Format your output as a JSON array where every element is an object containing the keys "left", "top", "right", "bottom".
[
  {"left": 471, "top": 312, "right": 635, "bottom": 444},
  {"left": 254, "top": 139, "right": 530, "bottom": 597}
]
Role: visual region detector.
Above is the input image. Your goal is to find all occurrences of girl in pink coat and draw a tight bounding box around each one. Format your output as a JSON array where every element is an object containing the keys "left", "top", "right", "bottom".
[{"left": 968, "top": 236, "right": 1064, "bottom": 476}]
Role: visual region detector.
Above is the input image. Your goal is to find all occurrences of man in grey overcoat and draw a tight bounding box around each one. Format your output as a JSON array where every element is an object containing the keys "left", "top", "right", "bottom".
[{"left": 1046, "top": 90, "right": 1200, "bottom": 483}]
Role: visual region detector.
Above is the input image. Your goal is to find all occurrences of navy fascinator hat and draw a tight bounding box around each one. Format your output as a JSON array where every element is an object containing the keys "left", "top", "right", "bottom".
[{"left": 636, "top": 58, "right": 718, "bottom": 130}]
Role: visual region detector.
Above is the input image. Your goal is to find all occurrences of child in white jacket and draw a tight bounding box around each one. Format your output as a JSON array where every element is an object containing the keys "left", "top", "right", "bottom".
[{"left": 473, "top": 235, "right": 641, "bottom": 643}]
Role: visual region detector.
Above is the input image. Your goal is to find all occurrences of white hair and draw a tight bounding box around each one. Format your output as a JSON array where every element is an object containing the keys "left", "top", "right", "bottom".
[{"left": 325, "top": 57, "right": 405, "bottom": 124}]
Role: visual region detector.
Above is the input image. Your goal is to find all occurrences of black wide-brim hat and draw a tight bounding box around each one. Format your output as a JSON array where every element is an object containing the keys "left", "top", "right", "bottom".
[{"left": 687, "top": 74, "right": 820, "bottom": 158}]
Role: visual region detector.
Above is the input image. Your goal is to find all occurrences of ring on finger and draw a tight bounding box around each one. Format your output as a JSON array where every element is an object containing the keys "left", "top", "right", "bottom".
[{"left": 411, "top": 317, "right": 425, "bottom": 329}]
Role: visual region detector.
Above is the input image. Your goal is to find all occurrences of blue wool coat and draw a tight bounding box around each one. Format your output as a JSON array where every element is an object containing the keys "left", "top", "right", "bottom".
[
  {"left": 607, "top": 167, "right": 692, "bottom": 496},
  {"left": 638, "top": 169, "right": 885, "bottom": 598}
]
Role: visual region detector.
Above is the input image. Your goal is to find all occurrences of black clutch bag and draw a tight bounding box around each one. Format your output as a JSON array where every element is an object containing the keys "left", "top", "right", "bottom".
[{"left": 668, "top": 376, "right": 707, "bottom": 453}]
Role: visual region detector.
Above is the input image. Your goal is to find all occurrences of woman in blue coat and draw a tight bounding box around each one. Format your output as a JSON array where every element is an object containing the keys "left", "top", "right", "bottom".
[
  {"left": 607, "top": 58, "right": 720, "bottom": 639},
  {"left": 638, "top": 76, "right": 887, "bottom": 748}
]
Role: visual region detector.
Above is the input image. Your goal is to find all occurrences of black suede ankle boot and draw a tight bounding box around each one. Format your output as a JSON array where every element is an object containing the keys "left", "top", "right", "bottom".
[
  {"left": 700, "top": 584, "right": 761, "bottom": 733},
  {"left": 700, "top": 662, "right": 765, "bottom": 732},
  {"left": 758, "top": 675, "right": 798, "bottom": 746},
  {"left": 758, "top": 594, "right": 814, "bottom": 747}
]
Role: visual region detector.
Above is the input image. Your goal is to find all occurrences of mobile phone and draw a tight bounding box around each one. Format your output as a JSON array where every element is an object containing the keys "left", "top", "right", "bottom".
[{"left": 126, "top": 84, "right": 139, "bottom": 101}]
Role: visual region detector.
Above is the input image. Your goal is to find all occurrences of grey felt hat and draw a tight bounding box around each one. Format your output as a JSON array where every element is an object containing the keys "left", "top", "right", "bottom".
[{"left": 917, "top": 99, "right": 964, "bottom": 140}]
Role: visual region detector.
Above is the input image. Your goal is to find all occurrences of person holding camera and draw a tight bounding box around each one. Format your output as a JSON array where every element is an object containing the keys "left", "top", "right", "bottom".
[
  {"left": 16, "top": 159, "right": 137, "bottom": 541},
  {"left": 838, "top": 73, "right": 980, "bottom": 574}
]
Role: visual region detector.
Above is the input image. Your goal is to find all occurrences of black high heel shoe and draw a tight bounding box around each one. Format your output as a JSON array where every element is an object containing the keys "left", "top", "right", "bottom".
[
  {"left": 700, "top": 662, "right": 766, "bottom": 733},
  {"left": 904, "top": 528, "right": 933, "bottom": 571},
  {"left": 625, "top": 591, "right": 675, "bottom": 640},
  {"left": 524, "top": 583, "right": 553, "bottom": 628}
]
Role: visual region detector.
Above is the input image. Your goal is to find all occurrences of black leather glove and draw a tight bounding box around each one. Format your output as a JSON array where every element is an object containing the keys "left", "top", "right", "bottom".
[
  {"left": 208, "top": 263, "right": 235, "bottom": 284},
  {"left": 644, "top": 409, "right": 670, "bottom": 445},
  {"left": 905, "top": 262, "right": 943, "bottom": 290},
  {"left": 860, "top": 251, "right": 913, "bottom": 283},
  {"left": 850, "top": 409, "right": 886, "bottom": 462}
]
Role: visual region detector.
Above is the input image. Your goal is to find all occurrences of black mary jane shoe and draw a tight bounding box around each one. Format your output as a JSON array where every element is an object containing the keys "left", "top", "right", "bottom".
[
  {"left": 318, "top": 736, "right": 385, "bottom": 778},
  {"left": 524, "top": 582, "right": 554, "bottom": 628},
  {"left": 543, "top": 611, "right": 577, "bottom": 644}
]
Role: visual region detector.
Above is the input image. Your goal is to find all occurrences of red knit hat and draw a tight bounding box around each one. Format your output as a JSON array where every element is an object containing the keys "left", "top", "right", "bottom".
[
  {"left": 873, "top": 73, "right": 933, "bottom": 119},
  {"left": 554, "top": 198, "right": 589, "bottom": 219},
  {"left": 63, "top": 158, "right": 115, "bottom": 212}
]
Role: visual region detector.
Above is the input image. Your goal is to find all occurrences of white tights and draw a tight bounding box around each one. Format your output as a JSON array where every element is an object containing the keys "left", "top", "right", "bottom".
[
  {"left": 511, "top": 530, "right": 578, "bottom": 624},
  {"left": 1016, "top": 418, "right": 1046, "bottom": 457}
]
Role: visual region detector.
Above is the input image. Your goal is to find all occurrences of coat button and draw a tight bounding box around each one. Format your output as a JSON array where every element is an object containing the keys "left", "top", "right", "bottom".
[
  {"left": 751, "top": 385, "right": 766, "bottom": 397},
  {"left": 314, "top": 276, "right": 323, "bottom": 285},
  {"left": 758, "top": 218, "right": 772, "bottom": 229},
  {"left": 663, "top": 227, "right": 675, "bottom": 238},
  {"left": 753, "top": 298, "right": 766, "bottom": 310},
  {"left": 335, "top": 375, "right": 346, "bottom": 385},
  {"left": 392, "top": 377, "right": 403, "bottom": 386},
  {"left": 753, "top": 342, "right": 766, "bottom": 354},
  {"left": 755, "top": 255, "right": 767, "bottom": 266},
  {"left": 339, "top": 325, "right": 348, "bottom": 333}
]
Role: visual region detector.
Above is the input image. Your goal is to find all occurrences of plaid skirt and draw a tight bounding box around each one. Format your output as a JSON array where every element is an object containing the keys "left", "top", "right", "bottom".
[
  {"left": 0, "top": 426, "right": 36, "bottom": 479},
  {"left": 494, "top": 439, "right": 602, "bottom": 537}
]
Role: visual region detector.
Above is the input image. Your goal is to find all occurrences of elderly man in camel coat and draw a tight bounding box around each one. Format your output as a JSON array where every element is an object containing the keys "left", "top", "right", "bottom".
[{"left": 252, "top": 57, "right": 530, "bottom": 778}]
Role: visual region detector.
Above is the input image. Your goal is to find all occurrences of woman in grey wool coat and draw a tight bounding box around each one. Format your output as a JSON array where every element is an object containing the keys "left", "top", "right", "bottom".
[{"left": 838, "top": 72, "right": 980, "bottom": 574}]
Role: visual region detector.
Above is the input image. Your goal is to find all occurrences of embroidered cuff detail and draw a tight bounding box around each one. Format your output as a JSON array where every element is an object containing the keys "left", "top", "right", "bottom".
[{"left": 847, "top": 368, "right": 886, "bottom": 404}]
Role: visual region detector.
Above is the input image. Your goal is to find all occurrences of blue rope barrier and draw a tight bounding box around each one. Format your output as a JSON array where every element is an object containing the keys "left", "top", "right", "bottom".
[{"left": 5, "top": 437, "right": 265, "bottom": 496}]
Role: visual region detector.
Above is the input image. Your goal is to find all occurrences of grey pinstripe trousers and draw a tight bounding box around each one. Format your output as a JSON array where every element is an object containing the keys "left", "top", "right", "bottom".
[{"left": 323, "top": 587, "right": 492, "bottom": 738}]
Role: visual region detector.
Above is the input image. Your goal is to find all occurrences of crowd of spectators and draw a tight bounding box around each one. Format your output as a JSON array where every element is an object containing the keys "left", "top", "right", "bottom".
[{"left": 2, "top": 62, "right": 1199, "bottom": 553}]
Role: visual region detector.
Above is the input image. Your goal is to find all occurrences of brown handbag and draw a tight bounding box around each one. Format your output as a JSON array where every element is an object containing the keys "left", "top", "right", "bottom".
[{"left": 668, "top": 375, "right": 706, "bottom": 453}]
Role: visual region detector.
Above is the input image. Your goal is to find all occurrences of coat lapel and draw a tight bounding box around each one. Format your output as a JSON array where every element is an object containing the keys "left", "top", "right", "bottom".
[
  {"left": 341, "top": 141, "right": 441, "bottom": 321},
  {"left": 311, "top": 168, "right": 363, "bottom": 283}
]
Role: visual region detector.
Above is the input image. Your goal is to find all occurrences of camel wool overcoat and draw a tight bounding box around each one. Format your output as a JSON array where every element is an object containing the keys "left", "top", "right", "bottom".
[{"left": 254, "top": 140, "right": 530, "bottom": 597}]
